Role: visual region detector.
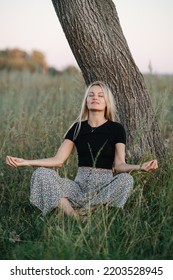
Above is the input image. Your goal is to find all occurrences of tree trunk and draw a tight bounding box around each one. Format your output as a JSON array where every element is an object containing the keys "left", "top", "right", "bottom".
[{"left": 51, "top": 0, "right": 165, "bottom": 161}]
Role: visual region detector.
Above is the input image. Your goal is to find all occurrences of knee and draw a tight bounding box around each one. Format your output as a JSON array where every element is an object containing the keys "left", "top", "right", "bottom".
[
  {"left": 32, "top": 167, "right": 46, "bottom": 178},
  {"left": 31, "top": 167, "right": 56, "bottom": 180},
  {"left": 118, "top": 173, "right": 134, "bottom": 189}
]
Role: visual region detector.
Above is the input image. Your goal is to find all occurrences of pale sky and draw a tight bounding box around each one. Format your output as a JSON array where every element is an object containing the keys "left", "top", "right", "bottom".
[{"left": 0, "top": 0, "right": 173, "bottom": 74}]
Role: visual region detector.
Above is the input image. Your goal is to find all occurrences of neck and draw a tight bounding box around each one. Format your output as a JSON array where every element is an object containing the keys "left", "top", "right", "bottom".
[{"left": 88, "top": 112, "right": 107, "bottom": 127}]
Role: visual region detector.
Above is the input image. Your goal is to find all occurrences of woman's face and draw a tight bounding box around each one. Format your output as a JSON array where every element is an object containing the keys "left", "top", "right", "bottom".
[{"left": 86, "top": 85, "right": 107, "bottom": 112}]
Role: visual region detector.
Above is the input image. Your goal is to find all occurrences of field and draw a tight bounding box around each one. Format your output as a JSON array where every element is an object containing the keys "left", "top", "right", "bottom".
[{"left": 0, "top": 70, "right": 173, "bottom": 260}]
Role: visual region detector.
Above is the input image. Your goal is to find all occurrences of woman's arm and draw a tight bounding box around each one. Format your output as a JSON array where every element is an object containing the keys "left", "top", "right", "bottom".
[
  {"left": 6, "top": 139, "right": 74, "bottom": 168},
  {"left": 114, "top": 143, "right": 158, "bottom": 173}
]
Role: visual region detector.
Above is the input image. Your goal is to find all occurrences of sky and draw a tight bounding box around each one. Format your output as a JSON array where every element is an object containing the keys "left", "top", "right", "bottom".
[{"left": 0, "top": 0, "right": 173, "bottom": 74}]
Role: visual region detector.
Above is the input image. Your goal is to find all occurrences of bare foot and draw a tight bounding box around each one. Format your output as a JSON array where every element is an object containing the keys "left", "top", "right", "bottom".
[
  {"left": 59, "top": 197, "right": 78, "bottom": 218},
  {"left": 75, "top": 208, "right": 87, "bottom": 216}
]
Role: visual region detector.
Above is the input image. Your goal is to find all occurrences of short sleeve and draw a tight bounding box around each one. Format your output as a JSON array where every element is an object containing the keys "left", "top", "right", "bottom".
[
  {"left": 114, "top": 123, "right": 126, "bottom": 145},
  {"left": 64, "top": 123, "right": 77, "bottom": 142}
]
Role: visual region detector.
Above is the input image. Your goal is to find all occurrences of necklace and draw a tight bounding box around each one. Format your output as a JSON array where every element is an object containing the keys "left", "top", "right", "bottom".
[
  {"left": 91, "top": 127, "right": 97, "bottom": 133},
  {"left": 88, "top": 120, "right": 108, "bottom": 133}
]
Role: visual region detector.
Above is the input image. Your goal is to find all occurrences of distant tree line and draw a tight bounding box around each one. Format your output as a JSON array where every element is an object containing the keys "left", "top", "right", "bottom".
[
  {"left": 0, "top": 48, "right": 80, "bottom": 76},
  {"left": 0, "top": 48, "right": 48, "bottom": 73}
]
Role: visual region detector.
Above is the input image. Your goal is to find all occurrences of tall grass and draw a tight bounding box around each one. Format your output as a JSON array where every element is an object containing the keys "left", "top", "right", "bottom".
[
  {"left": 144, "top": 73, "right": 173, "bottom": 146},
  {"left": 0, "top": 70, "right": 173, "bottom": 260}
]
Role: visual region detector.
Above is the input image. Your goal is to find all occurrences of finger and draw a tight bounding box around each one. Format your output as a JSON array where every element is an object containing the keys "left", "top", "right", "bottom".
[
  {"left": 148, "top": 163, "right": 158, "bottom": 172},
  {"left": 151, "top": 160, "right": 158, "bottom": 169},
  {"left": 148, "top": 160, "right": 157, "bottom": 169},
  {"left": 6, "top": 155, "right": 12, "bottom": 163},
  {"left": 7, "top": 157, "right": 18, "bottom": 167},
  {"left": 153, "top": 159, "right": 158, "bottom": 167},
  {"left": 11, "top": 158, "right": 19, "bottom": 167},
  {"left": 7, "top": 157, "right": 16, "bottom": 167},
  {"left": 143, "top": 163, "right": 152, "bottom": 171},
  {"left": 6, "top": 156, "right": 14, "bottom": 166},
  {"left": 145, "top": 165, "right": 154, "bottom": 172},
  {"left": 6, "top": 156, "right": 10, "bottom": 164},
  {"left": 6, "top": 156, "right": 18, "bottom": 167}
]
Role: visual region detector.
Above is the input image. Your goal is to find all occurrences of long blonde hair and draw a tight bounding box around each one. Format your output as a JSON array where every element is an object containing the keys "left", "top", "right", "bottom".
[{"left": 65, "top": 81, "right": 117, "bottom": 140}]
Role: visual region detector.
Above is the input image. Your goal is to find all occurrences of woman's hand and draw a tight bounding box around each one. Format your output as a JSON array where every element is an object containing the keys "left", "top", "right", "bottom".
[
  {"left": 140, "top": 159, "right": 158, "bottom": 172},
  {"left": 6, "top": 156, "right": 27, "bottom": 168}
]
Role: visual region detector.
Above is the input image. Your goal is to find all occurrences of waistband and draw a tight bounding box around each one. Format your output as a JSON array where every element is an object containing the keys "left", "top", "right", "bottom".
[{"left": 78, "top": 166, "right": 113, "bottom": 174}]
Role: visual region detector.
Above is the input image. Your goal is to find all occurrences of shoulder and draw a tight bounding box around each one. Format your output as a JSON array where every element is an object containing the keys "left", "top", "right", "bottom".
[
  {"left": 64, "top": 120, "right": 87, "bottom": 141},
  {"left": 108, "top": 120, "right": 126, "bottom": 144},
  {"left": 66, "top": 122, "right": 78, "bottom": 133},
  {"left": 64, "top": 122, "right": 78, "bottom": 141},
  {"left": 108, "top": 120, "right": 125, "bottom": 130}
]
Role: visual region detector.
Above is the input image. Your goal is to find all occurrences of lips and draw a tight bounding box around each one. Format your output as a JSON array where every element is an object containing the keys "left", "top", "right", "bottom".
[{"left": 91, "top": 101, "right": 99, "bottom": 104}]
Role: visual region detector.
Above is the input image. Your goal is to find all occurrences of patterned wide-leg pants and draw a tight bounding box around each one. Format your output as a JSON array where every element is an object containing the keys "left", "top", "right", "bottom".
[{"left": 30, "top": 167, "right": 134, "bottom": 215}]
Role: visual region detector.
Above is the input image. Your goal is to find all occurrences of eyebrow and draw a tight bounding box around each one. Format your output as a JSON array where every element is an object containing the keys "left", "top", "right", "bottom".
[{"left": 89, "top": 91, "right": 104, "bottom": 94}]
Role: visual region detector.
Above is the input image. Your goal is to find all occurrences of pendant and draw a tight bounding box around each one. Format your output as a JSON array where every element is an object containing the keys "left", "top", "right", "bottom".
[{"left": 91, "top": 127, "right": 97, "bottom": 133}]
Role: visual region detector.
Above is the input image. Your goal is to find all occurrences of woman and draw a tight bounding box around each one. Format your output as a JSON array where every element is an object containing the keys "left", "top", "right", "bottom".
[{"left": 6, "top": 81, "right": 158, "bottom": 218}]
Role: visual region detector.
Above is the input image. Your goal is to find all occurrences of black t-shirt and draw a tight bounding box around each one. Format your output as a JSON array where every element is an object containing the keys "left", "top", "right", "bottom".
[{"left": 64, "top": 120, "right": 126, "bottom": 169}]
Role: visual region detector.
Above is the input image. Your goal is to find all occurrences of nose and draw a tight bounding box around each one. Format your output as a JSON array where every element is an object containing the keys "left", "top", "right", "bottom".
[{"left": 92, "top": 96, "right": 98, "bottom": 100}]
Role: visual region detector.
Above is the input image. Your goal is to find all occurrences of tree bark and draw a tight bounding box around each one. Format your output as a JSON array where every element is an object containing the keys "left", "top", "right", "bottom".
[{"left": 51, "top": 0, "right": 165, "bottom": 161}]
